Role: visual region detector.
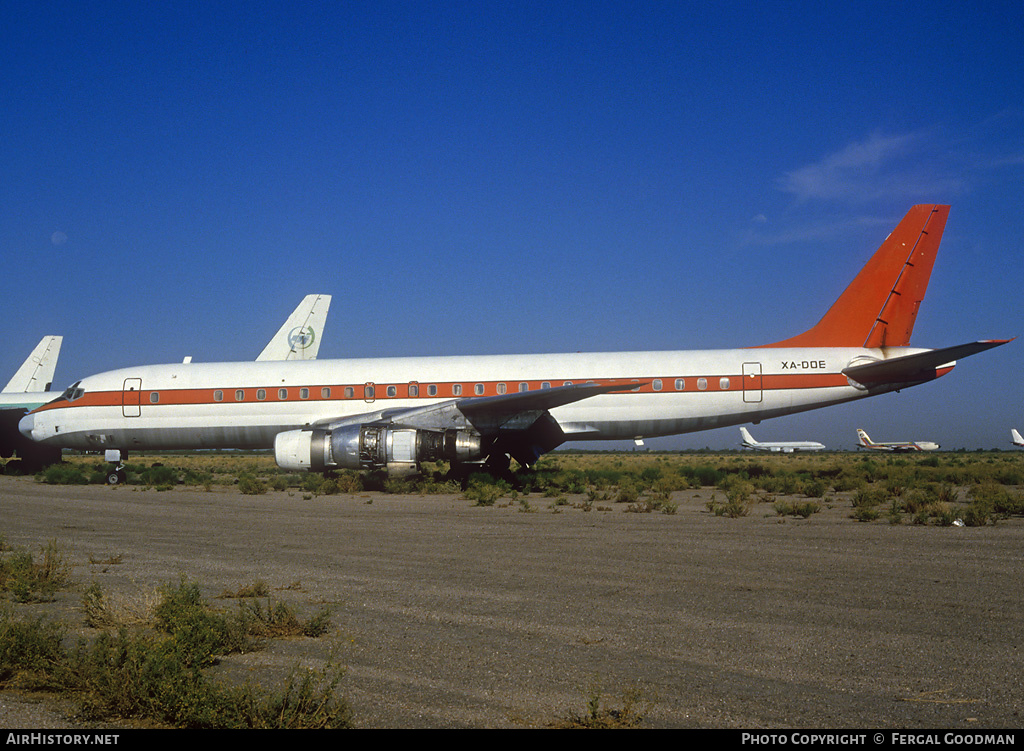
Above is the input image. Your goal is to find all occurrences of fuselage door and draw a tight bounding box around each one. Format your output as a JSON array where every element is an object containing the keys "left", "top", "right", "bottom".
[
  {"left": 742, "top": 362, "right": 762, "bottom": 403},
  {"left": 122, "top": 378, "right": 142, "bottom": 417}
]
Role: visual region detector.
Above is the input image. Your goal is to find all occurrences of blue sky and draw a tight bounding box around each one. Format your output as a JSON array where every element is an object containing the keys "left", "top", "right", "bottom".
[{"left": 2, "top": 1, "right": 1022, "bottom": 450}]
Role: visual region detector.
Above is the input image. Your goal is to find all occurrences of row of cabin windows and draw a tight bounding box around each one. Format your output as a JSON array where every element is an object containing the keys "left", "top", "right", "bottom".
[{"left": 147, "top": 377, "right": 733, "bottom": 405}]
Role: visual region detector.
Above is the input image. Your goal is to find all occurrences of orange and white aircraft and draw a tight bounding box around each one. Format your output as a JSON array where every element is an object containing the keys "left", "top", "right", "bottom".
[
  {"left": 19, "top": 205, "right": 1010, "bottom": 482},
  {"left": 855, "top": 428, "right": 939, "bottom": 452}
]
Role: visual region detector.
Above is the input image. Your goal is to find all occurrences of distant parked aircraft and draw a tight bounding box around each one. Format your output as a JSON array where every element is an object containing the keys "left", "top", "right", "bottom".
[
  {"left": 739, "top": 427, "right": 824, "bottom": 453},
  {"left": 856, "top": 429, "right": 939, "bottom": 452},
  {"left": 1012, "top": 429, "right": 1024, "bottom": 447}
]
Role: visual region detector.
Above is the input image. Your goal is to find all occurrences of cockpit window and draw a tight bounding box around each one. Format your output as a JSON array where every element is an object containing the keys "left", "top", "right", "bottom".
[{"left": 61, "top": 381, "right": 85, "bottom": 402}]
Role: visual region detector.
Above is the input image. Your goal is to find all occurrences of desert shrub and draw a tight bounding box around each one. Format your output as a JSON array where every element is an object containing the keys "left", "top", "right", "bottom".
[
  {"left": 463, "top": 477, "right": 506, "bottom": 506},
  {"left": 36, "top": 464, "right": 89, "bottom": 485},
  {"left": 0, "top": 540, "right": 71, "bottom": 603},
  {"left": 801, "top": 478, "right": 828, "bottom": 498},
  {"left": 141, "top": 465, "right": 179, "bottom": 486},
  {"left": 773, "top": 500, "right": 821, "bottom": 518}
]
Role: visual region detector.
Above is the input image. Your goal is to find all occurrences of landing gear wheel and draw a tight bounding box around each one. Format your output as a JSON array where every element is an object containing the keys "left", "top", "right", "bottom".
[{"left": 106, "top": 468, "right": 126, "bottom": 485}]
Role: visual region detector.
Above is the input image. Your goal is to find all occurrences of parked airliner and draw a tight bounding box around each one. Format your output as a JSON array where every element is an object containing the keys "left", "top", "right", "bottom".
[
  {"left": 856, "top": 429, "right": 940, "bottom": 452},
  {"left": 3, "top": 297, "right": 329, "bottom": 476},
  {"left": 739, "top": 427, "right": 824, "bottom": 453},
  {"left": 1012, "top": 429, "right": 1023, "bottom": 447},
  {"left": 19, "top": 205, "right": 1010, "bottom": 482},
  {"left": 1, "top": 336, "right": 64, "bottom": 470}
]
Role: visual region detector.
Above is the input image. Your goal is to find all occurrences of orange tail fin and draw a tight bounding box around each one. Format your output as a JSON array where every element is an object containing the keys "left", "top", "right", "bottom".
[{"left": 761, "top": 204, "right": 949, "bottom": 348}]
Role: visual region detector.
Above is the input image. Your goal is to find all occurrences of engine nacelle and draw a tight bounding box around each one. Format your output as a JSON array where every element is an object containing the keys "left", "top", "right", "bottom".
[{"left": 274, "top": 425, "right": 484, "bottom": 475}]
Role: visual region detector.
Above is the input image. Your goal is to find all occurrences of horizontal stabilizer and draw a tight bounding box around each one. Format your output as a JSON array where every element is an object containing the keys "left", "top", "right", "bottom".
[{"left": 842, "top": 340, "right": 1012, "bottom": 386}]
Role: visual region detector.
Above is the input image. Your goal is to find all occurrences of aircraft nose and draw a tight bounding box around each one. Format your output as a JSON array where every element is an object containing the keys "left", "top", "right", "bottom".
[{"left": 18, "top": 412, "right": 38, "bottom": 440}]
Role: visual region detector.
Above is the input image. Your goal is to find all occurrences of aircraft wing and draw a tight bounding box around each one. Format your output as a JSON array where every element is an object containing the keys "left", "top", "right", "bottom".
[
  {"left": 2, "top": 336, "right": 63, "bottom": 393},
  {"left": 843, "top": 340, "right": 1012, "bottom": 387},
  {"left": 308, "top": 380, "right": 642, "bottom": 468},
  {"left": 256, "top": 295, "right": 331, "bottom": 361}
]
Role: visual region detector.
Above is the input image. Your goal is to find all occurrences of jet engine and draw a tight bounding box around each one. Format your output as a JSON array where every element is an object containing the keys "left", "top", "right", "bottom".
[{"left": 274, "top": 425, "right": 484, "bottom": 476}]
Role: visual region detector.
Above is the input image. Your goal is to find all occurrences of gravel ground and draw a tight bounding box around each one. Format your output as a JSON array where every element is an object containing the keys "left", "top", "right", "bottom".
[{"left": 1, "top": 475, "right": 1022, "bottom": 729}]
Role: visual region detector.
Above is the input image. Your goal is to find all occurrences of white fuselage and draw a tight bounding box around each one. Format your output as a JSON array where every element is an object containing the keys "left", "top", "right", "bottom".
[{"left": 20, "top": 346, "right": 936, "bottom": 453}]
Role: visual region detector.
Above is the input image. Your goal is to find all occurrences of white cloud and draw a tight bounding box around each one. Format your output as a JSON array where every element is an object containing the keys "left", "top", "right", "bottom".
[{"left": 777, "top": 130, "right": 964, "bottom": 203}]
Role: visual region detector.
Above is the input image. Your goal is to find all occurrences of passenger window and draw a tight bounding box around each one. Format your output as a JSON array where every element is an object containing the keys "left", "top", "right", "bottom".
[
  {"left": 321, "top": 387, "right": 331, "bottom": 398},
  {"left": 652, "top": 379, "right": 662, "bottom": 391},
  {"left": 452, "top": 384, "right": 462, "bottom": 396},
  {"left": 235, "top": 390, "right": 245, "bottom": 401},
  {"left": 675, "top": 379, "right": 685, "bottom": 391},
  {"left": 475, "top": 383, "right": 484, "bottom": 395},
  {"left": 519, "top": 382, "right": 528, "bottom": 392},
  {"left": 149, "top": 392, "right": 159, "bottom": 403},
  {"left": 279, "top": 388, "right": 288, "bottom": 400},
  {"left": 497, "top": 383, "right": 507, "bottom": 394},
  {"left": 541, "top": 382, "right": 551, "bottom": 389},
  {"left": 720, "top": 378, "right": 730, "bottom": 390},
  {"left": 364, "top": 385, "right": 375, "bottom": 399},
  {"left": 300, "top": 388, "right": 309, "bottom": 399},
  {"left": 697, "top": 378, "right": 707, "bottom": 391},
  {"left": 214, "top": 390, "right": 223, "bottom": 402},
  {"left": 344, "top": 387, "right": 354, "bottom": 398},
  {"left": 409, "top": 383, "right": 419, "bottom": 397},
  {"left": 387, "top": 385, "right": 397, "bottom": 397},
  {"left": 428, "top": 384, "right": 437, "bottom": 397},
  {"left": 257, "top": 389, "right": 266, "bottom": 400}
]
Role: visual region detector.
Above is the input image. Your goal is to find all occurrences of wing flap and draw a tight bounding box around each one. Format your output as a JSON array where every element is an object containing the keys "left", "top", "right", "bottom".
[{"left": 312, "top": 380, "right": 640, "bottom": 434}]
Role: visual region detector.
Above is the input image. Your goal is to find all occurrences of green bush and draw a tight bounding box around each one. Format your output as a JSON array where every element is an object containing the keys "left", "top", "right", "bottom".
[{"left": 237, "top": 474, "right": 267, "bottom": 495}]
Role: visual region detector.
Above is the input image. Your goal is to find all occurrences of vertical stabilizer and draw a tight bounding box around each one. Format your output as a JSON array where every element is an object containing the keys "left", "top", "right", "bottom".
[
  {"left": 2, "top": 336, "right": 63, "bottom": 393},
  {"left": 256, "top": 295, "right": 332, "bottom": 361},
  {"left": 761, "top": 205, "right": 949, "bottom": 348}
]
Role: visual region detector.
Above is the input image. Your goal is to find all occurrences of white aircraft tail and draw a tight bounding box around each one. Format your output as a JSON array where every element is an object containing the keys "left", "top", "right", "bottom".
[
  {"left": 856, "top": 429, "right": 873, "bottom": 447},
  {"left": 1013, "top": 429, "right": 1024, "bottom": 447},
  {"left": 2, "top": 336, "right": 63, "bottom": 393},
  {"left": 740, "top": 427, "right": 758, "bottom": 446},
  {"left": 256, "top": 295, "right": 332, "bottom": 361}
]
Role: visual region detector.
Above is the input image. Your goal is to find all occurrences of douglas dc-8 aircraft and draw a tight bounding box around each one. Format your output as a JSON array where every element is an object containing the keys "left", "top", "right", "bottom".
[
  {"left": 19, "top": 205, "right": 1011, "bottom": 482},
  {"left": 739, "top": 427, "right": 824, "bottom": 453},
  {"left": 856, "top": 429, "right": 939, "bottom": 452}
]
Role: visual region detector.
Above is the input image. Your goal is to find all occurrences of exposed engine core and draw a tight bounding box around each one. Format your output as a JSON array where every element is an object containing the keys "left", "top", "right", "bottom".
[{"left": 274, "top": 425, "right": 484, "bottom": 475}]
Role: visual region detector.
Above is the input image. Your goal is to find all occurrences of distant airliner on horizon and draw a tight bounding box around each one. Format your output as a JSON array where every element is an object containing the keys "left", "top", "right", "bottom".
[
  {"left": 1012, "top": 429, "right": 1024, "bottom": 447},
  {"left": 739, "top": 427, "right": 824, "bottom": 453},
  {"left": 19, "top": 205, "right": 1011, "bottom": 482},
  {"left": 856, "top": 429, "right": 939, "bottom": 453}
]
